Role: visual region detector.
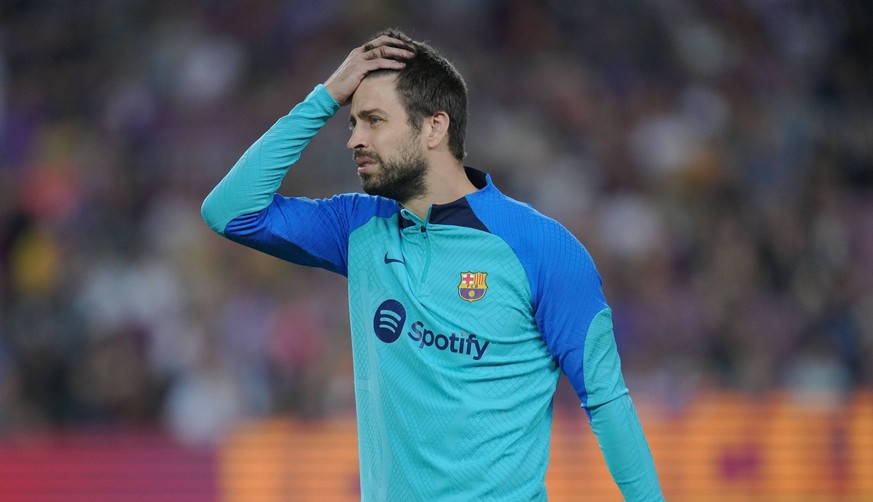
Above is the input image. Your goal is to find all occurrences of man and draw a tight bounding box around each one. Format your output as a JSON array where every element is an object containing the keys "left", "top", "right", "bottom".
[{"left": 202, "top": 29, "right": 663, "bottom": 501}]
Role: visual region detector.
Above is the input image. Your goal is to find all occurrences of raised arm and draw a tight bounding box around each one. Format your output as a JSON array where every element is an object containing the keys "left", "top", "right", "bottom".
[
  {"left": 200, "top": 85, "right": 339, "bottom": 235},
  {"left": 201, "top": 35, "right": 413, "bottom": 235},
  {"left": 200, "top": 37, "right": 414, "bottom": 275}
]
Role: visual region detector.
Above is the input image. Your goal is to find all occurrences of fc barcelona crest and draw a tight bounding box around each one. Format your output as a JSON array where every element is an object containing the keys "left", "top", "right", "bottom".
[{"left": 458, "top": 272, "right": 488, "bottom": 302}]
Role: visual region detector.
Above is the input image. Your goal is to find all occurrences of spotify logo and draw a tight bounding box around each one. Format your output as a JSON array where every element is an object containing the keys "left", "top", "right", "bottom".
[{"left": 373, "top": 299, "right": 406, "bottom": 343}]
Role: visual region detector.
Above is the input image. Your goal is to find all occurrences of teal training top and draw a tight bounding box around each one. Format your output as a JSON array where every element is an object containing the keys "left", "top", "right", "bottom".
[{"left": 202, "top": 85, "right": 664, "bottom": 501}]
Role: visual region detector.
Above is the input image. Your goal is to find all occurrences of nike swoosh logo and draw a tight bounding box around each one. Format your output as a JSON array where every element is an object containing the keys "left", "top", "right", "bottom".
[{"left": 384, "top": 252, "right": 405, "bottom": 265}]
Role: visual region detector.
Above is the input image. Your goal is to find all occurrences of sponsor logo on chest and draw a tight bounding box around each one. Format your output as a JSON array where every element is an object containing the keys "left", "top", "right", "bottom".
[{"left": 372, "top": 299, "right": 490, "bottom": 360}]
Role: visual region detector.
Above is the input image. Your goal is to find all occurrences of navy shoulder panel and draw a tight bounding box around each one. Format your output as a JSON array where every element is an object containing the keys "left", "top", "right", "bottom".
[{"left": 428, "top": 197, "right": 489, "bottom": 232}]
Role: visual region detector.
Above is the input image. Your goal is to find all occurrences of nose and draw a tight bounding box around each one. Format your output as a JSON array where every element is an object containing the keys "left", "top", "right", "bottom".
[{"left": 347, "top": 125, "right": 367, "bottom": 151}]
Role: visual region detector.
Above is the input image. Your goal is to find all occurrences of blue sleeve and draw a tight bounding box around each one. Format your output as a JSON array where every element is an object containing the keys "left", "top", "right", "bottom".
[
  {"left": 465, "top": 197, "right": 624, "bottom": 405},
  {"left": 539, "top": 232, "right": 662, "bottom": 499},
  {"left": 473, "top": 200, "right": 663, "bottom": 498},
  {"left": 586, "top": 312, "right": 664, "bottom": 501},
  {"left": 222, "top": 193, "right": 396, "bottom": 276},
  {"left": 201, "top": 84, "right": 339, "bottom": 233},
  {"left": 590, "top": 395, "right": 664, "bottom": 501},
  {"left": 528, "top": 222, "right": 620, "bottom": 408},
  {"left": 201, "top": 84, "right": 397, "bottom": 276}
]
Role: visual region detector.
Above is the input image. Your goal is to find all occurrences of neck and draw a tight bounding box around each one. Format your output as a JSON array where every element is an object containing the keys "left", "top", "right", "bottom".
[{"left": 402, "top": 160, "right": 476, "bottom": 220}]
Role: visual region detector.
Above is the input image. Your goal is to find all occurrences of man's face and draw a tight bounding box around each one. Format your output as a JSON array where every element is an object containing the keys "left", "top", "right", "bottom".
[{"left": 348, "top": 75, "right": 428, "bottom": 203}]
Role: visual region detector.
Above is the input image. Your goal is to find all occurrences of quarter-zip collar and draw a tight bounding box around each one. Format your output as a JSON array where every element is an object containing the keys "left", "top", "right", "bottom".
[{"left": 398, "top": 167, "right": 491, "bottom": 231}]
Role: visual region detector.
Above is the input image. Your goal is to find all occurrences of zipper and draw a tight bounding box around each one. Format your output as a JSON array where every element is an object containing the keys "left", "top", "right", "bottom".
[
  {"left": 400, "top": 207, "right": 434, "bottom": 293},
  {"left": 419, "top": 224, "right": 432, "bottom": 285}
]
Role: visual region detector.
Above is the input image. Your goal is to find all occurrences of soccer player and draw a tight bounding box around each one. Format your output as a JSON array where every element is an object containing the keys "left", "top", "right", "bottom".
[{"left": 202, "top": 29, "right": 664, "bottom": 501}]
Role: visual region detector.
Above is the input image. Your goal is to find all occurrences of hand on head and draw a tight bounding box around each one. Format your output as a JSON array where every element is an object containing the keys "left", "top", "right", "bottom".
[{"left": 324, "top": 35, "right": 415, "bottom": 105}]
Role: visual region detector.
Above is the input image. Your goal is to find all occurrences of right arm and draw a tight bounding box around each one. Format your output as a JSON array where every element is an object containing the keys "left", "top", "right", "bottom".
[
  {"left": 201, "top": 34, "right": 413, "bottom": 234},
  {"left": 201, "top": 85, "right": 357, "bottom": 273},
  {"left": 201, "top": 36, "right": 413, "bottom": 273},
  {"left": 200, "top": 84, "right": 340, "bottom": 237}
]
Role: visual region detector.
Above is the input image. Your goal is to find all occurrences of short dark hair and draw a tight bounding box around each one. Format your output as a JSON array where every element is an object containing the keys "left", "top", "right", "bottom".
[{"left": 368, "top": 28, "right": 468, "bottom": 161}]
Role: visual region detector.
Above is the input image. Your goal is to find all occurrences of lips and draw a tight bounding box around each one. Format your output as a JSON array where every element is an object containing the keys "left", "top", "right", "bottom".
[{"left": 354, "top": 152, "right": 378, "bottom": 173}]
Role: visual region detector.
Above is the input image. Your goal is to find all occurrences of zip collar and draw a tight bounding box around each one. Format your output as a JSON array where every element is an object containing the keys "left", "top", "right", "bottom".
[{"left": 398, "top": 167, "right": 491, "bottom": 231}]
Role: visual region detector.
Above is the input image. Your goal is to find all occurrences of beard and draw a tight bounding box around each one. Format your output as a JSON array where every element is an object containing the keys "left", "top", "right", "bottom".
[{"left": 356, "top": 134, "right": 428, "bottom": 203}]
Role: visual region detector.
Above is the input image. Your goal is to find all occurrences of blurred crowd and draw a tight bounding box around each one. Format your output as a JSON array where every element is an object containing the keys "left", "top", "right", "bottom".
[{"left": 1, "top": 0, "right": 872, "bottom": 444}]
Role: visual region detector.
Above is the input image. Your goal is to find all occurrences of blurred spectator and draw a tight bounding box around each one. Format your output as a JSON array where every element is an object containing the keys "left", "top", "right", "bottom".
[{"left": 0, "top": 0, "right": 871, "bottom": 444}]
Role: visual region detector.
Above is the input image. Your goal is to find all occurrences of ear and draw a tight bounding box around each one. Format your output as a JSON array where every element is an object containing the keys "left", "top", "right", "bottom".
[{"left": 425, "top": 111, "right": 450, "bottom": 150}]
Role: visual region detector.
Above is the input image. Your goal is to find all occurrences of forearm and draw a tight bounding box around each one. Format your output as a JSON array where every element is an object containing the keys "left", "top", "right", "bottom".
[
  {"left": 589, "top": 394, "right": 664, "bottom": 501},
  {"left": 201, "top": 84, "right": 340, "bottom": 235}
]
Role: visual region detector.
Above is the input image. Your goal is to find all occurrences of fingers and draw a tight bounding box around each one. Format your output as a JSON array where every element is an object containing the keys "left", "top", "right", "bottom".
[
  {"left": 362, "top": 35, "right": 414, "bottom": 52},
  {"left": 324, "top": 36, "right": 414, "bottom": 105},
  {"left": 360, "top": 35, "right": 414, "bottom": 61},
  {"left": 357, "top": 37, "right": 413, "bottom": 74},
  {"left": 363, "top": 56, "right": 407, "bottom": 72}
]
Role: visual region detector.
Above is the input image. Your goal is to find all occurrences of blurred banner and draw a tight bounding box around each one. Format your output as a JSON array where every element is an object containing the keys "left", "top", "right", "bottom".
[
  {"left": 222, "top": 391, "right": 873, "bottom": 502},
  {"left": 2, "top": 391, "right": 869, "bottom": 501},
  {"left": 0, "top": 430, "right": 218, "bottom": 501}
]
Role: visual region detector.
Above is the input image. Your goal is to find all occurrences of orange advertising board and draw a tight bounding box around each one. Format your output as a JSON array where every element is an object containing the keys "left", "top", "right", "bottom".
[{"left": 221, "top": 392, "right": 873, "bottom": 501}]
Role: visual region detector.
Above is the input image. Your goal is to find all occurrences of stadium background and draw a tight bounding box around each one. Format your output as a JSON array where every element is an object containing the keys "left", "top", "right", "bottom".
[{"left": 1, "top": 1, "right": 872, "bottom": 500}]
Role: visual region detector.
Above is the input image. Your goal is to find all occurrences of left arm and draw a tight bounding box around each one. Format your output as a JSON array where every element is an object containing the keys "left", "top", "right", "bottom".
[
  {"left": 590, "top": 393, "right": 662, "bottom": 500},
  {"left": 533, "top": 223, "right": 664, "bottom": 501},
  {"left": 579, "top": 308, "right": 664, "bottom": 501}
]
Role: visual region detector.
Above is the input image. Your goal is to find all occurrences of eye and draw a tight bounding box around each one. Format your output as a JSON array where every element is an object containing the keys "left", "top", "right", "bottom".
[{"left": 368, "top": 116, "right": 383, "bottom": 126}]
